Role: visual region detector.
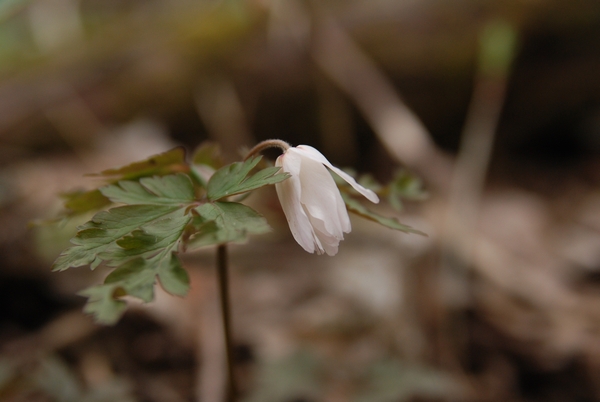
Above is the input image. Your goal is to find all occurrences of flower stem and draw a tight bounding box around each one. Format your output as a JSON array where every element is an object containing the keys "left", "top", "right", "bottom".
[
  {"left": 217, "top": 244, "right": 236, "bottom": 401},
  {"left": 244, "top": 139, "right": 290, "bottom": 160}
]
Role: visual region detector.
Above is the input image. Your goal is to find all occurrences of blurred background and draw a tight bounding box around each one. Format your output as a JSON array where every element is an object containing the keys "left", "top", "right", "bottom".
[{"left": 1, "top": 0, "right": 600, "bottom": 401}]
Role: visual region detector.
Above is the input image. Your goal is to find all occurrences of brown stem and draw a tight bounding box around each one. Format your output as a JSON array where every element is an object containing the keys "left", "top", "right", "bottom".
[
  {"left": 243, "top": 139, "right": 291, "bottom": 161},
  {"left": 216, "top": 244, "right": 236, "bottom": 401}
]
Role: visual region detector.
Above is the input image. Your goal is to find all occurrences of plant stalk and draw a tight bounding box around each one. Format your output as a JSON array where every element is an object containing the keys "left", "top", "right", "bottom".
[
  {"left": 244, "top": 139, "right": 290, "bottom": 160},
  {"left": 217, "top": 244, "right": 236, "bottom": 401}
]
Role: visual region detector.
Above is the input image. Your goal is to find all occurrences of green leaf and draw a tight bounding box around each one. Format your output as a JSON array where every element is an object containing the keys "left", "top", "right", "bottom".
[
  {"left": 52, "top": 151, "right": 287, "bottom": 326},
  {"left": 387, "top": 170, "right": 428, "bottom": 212},
  {"left": 157, "top": 255, "right": 189, "bottom": 296},
  {"left": 90, "top": 147, "right": 188, "bottom": 181},
  {"left": 58, "top": 205, "right": 191, "bottom": 324},
  {"left": 53, "top": 205, "right": 181, "bottom": 271},
  {"left": 189, "top": 202, "right": 271, "bottom": 247},
  {"left": 57, "top": 149, "right": 191, "bottom": 217},
  {"left": 187, "top": 220, "right": 222, "bottom": 248},
  {"left": 342, "top": 194, "right": 426, "bottom": 236},
  {"left": 103, "top": 254, "right": 189, "bottom": 301},
  {"left": 207, "top": 156, "right": 289, "bottom": 201},
  {"left": 104, "top": 258, "right": 155, "bottom": 302},
  {"left": 109, "top": 209, "right": 192, "bottom": 264},
  {"left": 61, "top": 189, "right": 112, "bottom": 214},
  {"left": 79, "top": 285, "right": 128, "bottom": 325},
  {"left": 100, "top": 174, "right": 195, "bottom": 205},
  {"left": 80, "top": 254, "right": 189, "bottom": 325},
  {"left": 53, "top": 171, "right": 198, "bottom": 325}
]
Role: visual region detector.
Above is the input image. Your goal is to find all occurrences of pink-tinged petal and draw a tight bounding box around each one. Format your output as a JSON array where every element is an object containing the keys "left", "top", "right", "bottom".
[
  {"left": 296, "top": 145, "right": 380, "bottom": 204},
  {"left": 275, "top": 144, "right": 376, "bottom": 255},
  {"left": 291, "top": 151, "right": 349, "bottom": 237},
  {"left": 319, "top": 237, "right": 339, "bottom": 256},
  {"left": 307, "top": 214, "right": 342, "bottom": 256},
  {"left": 275, "top": 153, "right": 322, "bottom": 254}
]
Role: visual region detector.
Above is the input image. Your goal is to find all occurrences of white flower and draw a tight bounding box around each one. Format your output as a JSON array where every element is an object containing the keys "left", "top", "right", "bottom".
[{"left": 275, "top": 145, "right": 379, "bottom": 256}]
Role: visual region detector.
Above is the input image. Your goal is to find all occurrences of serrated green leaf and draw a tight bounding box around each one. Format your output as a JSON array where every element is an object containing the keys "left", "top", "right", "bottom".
[
  {"left": 116, "top": 230, "right": 157, "bottom": 250},
  {"left": 80, "top": 253, "right": 189, "bottom": 325},
  {"left": 60, "top": 206, "right": 192, "bottom": 323},
  {"left": 61, "top": 189, "right": 112, "bottom": 214},
  {"left": 206, "top": 156, "right": 260, "bottom": 200},
  {"left": 100, "top": 174, "right": 195, "bottom": 205},
  {"left": 189, "top": 202, "right": 271, "bottom": 247},
  {"left": 187, "top": 220, "right": 222, "bottom": 248},
  {"left": 157, "top": 255, "right": 189, "bottom": 296},
  {"left": 207, "top": 156, "right": 289, "bottom": 201},
  {"left": 57, "top": 149, "right": 191, "bottom": 217},
  {"left": 89, "top": 147, "right": 188, "bottom": 181},
  {"left": 104, "top": 258, "right": 155, "bottom": 302},
  {"left": 79, "top": 285, "right": 128, "bottom": 325},
  {"left": 53, "top": 205, "right": 180, "bottom": 271},
  {"left": 108, "top": 209, "right": 192, "bottom": 264},
  {"left": 342, "top": 194, "right": 426, "bottom": 236},
  {"left": 104, "top": 253, "right": 189, "bottom": 302}
]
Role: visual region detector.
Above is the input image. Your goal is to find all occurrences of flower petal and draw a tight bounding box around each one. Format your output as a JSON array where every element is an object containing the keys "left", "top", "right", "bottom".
[
  {"left": 275, "top": 152, "right": 322, "bottom": 254},
  {"left": 290, "top": 149, "right": 350, "bottom": 237},
  {"left": 296, "top": 145, "right": 380, "bottom": 204},
  {"left": 307, "top": 214, "right": 342, "bottom": 256},
  {"left": 275, "top": 144, "right": 378, "bottom": 256}
]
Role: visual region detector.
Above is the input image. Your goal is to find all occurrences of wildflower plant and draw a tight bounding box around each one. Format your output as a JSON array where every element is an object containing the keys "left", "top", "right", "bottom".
[
  {"left": 49, "top": 139, "right": 425, "bottom": 397},
  {"left": 52, "top": 140, "right": 424, "bottom": 323}
]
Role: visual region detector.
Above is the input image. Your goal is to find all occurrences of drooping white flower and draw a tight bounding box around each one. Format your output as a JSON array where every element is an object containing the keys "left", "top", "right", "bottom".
[{"left": 275, "top": 145, "right": 379, "bottom": 256}]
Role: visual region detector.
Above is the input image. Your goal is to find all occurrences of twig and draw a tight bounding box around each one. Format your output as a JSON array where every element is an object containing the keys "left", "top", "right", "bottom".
[
  {"left": 310, "top": 11, "right": 453, "bottom": 190},
  {"left": 442, "top": 20, "right": 518, "bottom": 298},
  {"left": 438, "top": 20, "right": 517, "bottom": 367}
]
